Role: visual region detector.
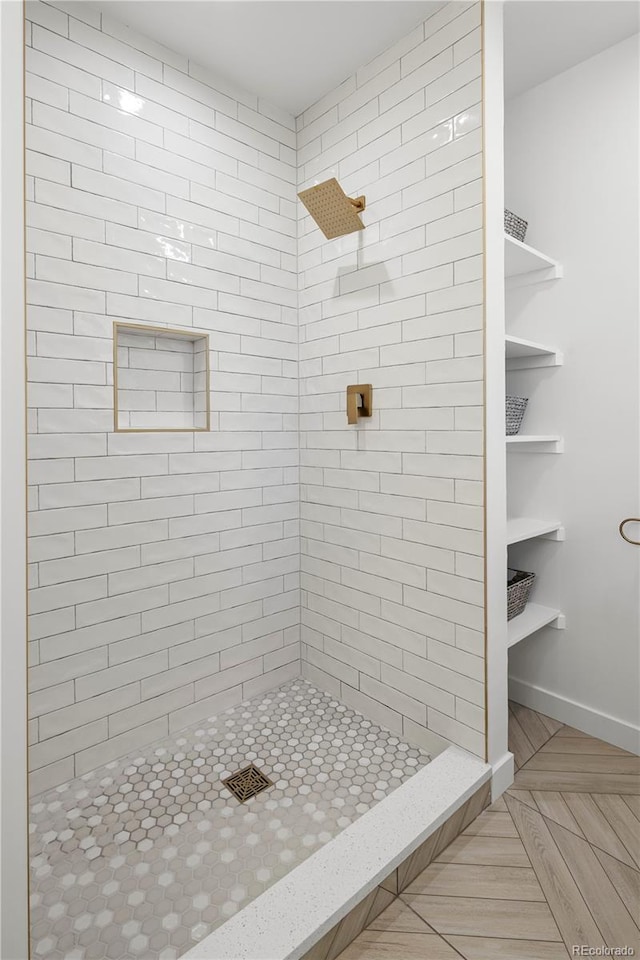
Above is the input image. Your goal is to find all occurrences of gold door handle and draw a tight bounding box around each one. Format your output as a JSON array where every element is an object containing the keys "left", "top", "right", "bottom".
[
  {"left": 619, "top": 518, "right": 640, "bottom": 545},
  {"left": 346, "top": 384, "right": 372, "bottom": 425}
]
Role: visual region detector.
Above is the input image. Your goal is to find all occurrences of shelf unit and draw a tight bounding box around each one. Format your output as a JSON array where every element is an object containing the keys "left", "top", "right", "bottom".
[
  {"left": 505, "top": 234, "right": 563, "bottom": 288},
  {"left": 506, "top": 335, "right": 563, "bottom": 370},
  {"left": 506, "top": 435, "right": 564, "bottom": 453},
  {"left": 507, "top": 518, "right": 565, "bottom": 545},
  {"left": 504, "top": 235, "right": 565, "bottom": 651},
  {"left": 508, "top": 602, "right": 565, "bottom": 648}
]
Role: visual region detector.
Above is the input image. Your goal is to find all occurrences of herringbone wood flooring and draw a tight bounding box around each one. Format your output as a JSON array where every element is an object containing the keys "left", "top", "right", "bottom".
[{"left": 339, "top": 703, "right": 640, "bottom": 959}]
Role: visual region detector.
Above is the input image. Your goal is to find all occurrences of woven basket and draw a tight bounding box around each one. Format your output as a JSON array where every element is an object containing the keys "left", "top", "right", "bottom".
[
  {"left": 507, "top": 568, "right": 535, "bottom": 620},
  {"left": 504, "top": 208, "right": 528, "bottom": 242},
  {"left": 506, "top": 395, "right": 528, "bottom": 436}
]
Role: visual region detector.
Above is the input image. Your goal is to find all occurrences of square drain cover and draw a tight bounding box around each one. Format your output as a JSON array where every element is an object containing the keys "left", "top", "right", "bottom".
[{"left": 222, "top": 763, "right": 273, "bottom": 803}]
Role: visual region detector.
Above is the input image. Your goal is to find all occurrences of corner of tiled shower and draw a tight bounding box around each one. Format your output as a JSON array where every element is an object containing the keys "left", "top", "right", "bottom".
[{"left": 26, "top": 1, "right": 488, "bottom": 957}]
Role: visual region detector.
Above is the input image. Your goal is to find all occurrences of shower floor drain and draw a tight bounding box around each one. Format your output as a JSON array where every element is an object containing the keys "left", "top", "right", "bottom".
[{"left": 222, "top": 763, "right": 273, "bottom": 803}]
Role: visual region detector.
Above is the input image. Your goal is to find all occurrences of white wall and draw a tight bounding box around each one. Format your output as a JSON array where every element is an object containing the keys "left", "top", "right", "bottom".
[
  {"left": 0, "top": 1, "right": 29, "bottom": 955},
  {"left": 297, "top": 1, "right": 487, "bottom": 759},
  {"left": 25, "top": 0, "right": 300, "bottom": 793},
  {"left": 505, "top": 34, "right": 640, "bottom": 750}
]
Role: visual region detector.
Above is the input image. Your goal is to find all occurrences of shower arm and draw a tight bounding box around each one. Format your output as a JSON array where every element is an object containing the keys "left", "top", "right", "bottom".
[{"left": 347, "top": 195, "right": 366, "bottom": 212}]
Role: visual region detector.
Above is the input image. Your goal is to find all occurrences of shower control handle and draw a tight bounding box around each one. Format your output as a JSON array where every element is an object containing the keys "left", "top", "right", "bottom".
[
  {"left": 346, "top": 384, "right": 372, "bottom": 425},
  {"left": 619, "top": 517, "right": 640, "bottom": 545}
]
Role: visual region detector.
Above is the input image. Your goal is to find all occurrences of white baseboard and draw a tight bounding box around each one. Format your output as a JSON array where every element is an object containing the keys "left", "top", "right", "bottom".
[
  {"left": 491, "top": 751, "right": 514, "bottom": 799},
  {"left": 509, "top": 677, "right": 640, "bottom": 755}
]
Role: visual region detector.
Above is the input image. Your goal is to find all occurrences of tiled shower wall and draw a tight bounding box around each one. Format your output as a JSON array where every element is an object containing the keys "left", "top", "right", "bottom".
[
  {"left": 26, "top": 0, "right": 487, "bottom": 793},
  {"left": 298, "top": 1, "right": 486, "bottom": 758},
  {"left": 25, "top": 0, "right": 300, "bottom": 793}
]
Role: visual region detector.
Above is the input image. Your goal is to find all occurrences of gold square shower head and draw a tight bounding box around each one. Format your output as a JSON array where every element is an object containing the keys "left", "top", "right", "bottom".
[{"left": 298, "top": 177, "right": 366, "bottom": 240}]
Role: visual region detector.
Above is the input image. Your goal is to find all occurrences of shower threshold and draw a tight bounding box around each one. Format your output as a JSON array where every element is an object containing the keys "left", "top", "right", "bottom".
[{"left": 30, "top": 678, "right": 483, "bottom": 960}]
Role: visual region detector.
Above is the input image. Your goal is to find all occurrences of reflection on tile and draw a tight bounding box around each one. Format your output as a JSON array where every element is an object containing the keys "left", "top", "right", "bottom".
[{"left": 30, "top": 679, "right": 429, "bottom": 959}]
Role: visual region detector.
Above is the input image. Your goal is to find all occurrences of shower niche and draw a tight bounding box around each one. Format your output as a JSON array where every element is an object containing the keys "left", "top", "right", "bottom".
[{"left": 113, "top": 322, "right": 210, "bottom": 432}]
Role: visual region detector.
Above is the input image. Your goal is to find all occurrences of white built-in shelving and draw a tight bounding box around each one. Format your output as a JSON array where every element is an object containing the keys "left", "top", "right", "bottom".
[
  {"left": 507, "top": 518, "right": 565, "bottom": 545},
  {"left": 505, "top": 234, "right": 563, "bottom": 288},
  {"left": 504, "top": 232, "right": 565, "bottom": 647},
  {"left": 505, "top": 335, "right": 563, "bottom": 370},
  {"left": 506, "top": 434, "right": 564, "bottom": 452},
  {"left": 508, "top": 602, "right": 565, "bottom": 648}
]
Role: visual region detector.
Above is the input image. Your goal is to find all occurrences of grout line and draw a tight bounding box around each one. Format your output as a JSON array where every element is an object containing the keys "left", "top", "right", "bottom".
[
  {"left": 403, "top": 889, "right": 546, "bottom": 903},
  {"left": 539, "top": 808, "right": 626, "bottom": 946},
  {"left": 505, "top": 793, "right": 604, "bottom": 951},
  {"left": 399, "top": 892, "right": 565, "bottom": 945}
]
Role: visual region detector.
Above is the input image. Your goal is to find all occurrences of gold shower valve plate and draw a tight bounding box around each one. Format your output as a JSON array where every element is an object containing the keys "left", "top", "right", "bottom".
[
  {"left": 346, "top": 383, "right": 373, "bottom": 425},
  {"left": 298, "top": 177, "right": 366, "bottom": 240},
  {"left": 222, "top": 763, "right": 273, "bottom": 804}
]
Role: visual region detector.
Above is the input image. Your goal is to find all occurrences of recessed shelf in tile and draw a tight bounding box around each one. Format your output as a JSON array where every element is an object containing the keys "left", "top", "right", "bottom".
[{"left": 114, "top": 322, "right": 210, "bottom": 432}]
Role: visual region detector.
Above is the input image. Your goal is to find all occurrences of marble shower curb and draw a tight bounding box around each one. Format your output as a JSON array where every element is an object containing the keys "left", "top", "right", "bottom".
[{"left": 182, "top": 745, "right": 491, "bottom": 960}]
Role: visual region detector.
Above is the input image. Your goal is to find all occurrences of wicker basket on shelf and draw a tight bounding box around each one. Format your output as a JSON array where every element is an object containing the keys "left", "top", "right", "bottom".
[
  {"left": 506, "top": 395, "right": 528, "bottom": 436},
  {"left": 504, "top": 209, "right": 528, "bottom": 242},
  {"left": 507, "top": 569, "right": 535, "bottom": 620}
]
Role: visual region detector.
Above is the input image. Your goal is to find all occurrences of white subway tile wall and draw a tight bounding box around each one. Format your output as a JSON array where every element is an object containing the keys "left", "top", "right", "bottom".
[
  {"left": 25, "top": 0, "right": 300, "bottom": 792},
  {"left": 26, "top": 0, "right": 486, "bottom": 792},
  {"left": 297, "top": 0, "right": 485, "bottom": 759}
]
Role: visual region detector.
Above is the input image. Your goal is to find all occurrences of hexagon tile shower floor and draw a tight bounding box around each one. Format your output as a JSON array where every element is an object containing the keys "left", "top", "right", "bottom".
[{"left": 29, "top": 679, "right": 430, "bottom": 960}]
